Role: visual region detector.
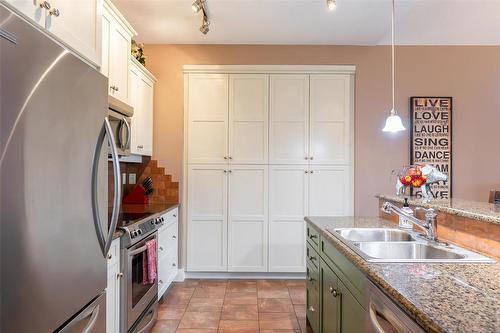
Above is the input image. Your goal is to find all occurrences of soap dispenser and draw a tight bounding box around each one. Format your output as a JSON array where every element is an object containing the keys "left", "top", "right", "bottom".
[{"left": 399, "top": 198, "right": 413, "bottom": 229}]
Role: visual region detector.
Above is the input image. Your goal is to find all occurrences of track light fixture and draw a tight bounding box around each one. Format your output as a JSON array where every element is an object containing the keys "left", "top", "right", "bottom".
[
  {"left": 326, "top": 0, "right": 336, "bottom": 11},
  {"left": 192, "top": 0, "right": 210, "bottom": 35},
  {"left": 192, "top": 0, "right": 204, "bottom": 13},
  {"left": 200, "top": 15, "right": 210, "bottom": 35}
]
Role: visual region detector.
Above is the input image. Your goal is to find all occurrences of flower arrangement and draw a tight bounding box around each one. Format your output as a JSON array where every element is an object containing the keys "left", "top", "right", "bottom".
[{"left": 131, "top": 40, "right": 146, "bottom": 66}]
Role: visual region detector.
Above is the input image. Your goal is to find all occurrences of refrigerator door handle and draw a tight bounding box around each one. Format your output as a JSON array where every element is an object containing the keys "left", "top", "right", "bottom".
[
  {"left": 80, "top": 304, "right": 100, "bottom": 333},
  {"left": 92, "top": 117, "right": 122, "bottom": 258},
  {"left": 122, "top": 115, "right": 131, "bottom": 149}
]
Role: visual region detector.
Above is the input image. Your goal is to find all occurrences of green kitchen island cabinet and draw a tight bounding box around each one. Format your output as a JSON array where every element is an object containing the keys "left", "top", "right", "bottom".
[{"left": 306, "top": 222, "right": 367, "bottom": 333}]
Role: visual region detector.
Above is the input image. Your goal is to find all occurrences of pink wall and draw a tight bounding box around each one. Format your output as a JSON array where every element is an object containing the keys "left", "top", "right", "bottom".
[{"left": 145, "top": 45, "right": 500, "bottom": 216}]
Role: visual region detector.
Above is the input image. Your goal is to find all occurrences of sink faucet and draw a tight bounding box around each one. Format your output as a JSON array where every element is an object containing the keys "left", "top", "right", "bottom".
[{"left": 381, "top": 201, "right": 438, "bottom": 241}]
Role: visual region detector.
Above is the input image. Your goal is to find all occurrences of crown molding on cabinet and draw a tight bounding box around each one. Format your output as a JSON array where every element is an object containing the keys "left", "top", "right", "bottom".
[
  {"left": 131, "top": 56, "right": 157, "bottom": 83},
  {"left": 104, "top": 0, "right": 137, "bottom": 37},
  {"left": 183, "top": 65, "right": 356, "bottom": 75}
]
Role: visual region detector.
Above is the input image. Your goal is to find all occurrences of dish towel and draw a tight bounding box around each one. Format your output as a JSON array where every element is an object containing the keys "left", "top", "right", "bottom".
[{"left": 142, "top": 239, "right": 157, "bottom": 285}]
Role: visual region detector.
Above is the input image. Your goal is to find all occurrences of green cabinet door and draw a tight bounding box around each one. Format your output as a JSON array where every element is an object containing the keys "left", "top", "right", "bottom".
[
  {"left": 320, "top": 260, "right": 340, "bottom": 333},
  {"left": 306, "top": 287, "right": 320, "bottom": 333},
  {"left": 338, "top": 280, "right": 366, "bottom": 333}
]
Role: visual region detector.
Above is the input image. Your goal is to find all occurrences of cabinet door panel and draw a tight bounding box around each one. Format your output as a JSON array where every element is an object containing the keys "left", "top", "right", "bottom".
[
  {"left": 309, "top": 166, "right": 352, "bottom": 216},
  {"left": 339, "top": 280, "right": 366, "bottom": 333},
  {"left": 310, "top": 75, "right": 351, "bottom": 165},
  {"left": 109, "top": 22, "right": 130, "bottom": 102},
  {"left": 269, "top": 75, "right": 309, "bottom": 164},
  {"left": 188, "top": 74, "right": 228, "bottom": 164},
  {"left": 187, "top": 165, "right": 227, "bottom": 271},
  {"left": 269, "top": 165, "right": 308, "bottom": 272},
  {"left": 100, "top": 10, "right": 111, "bottom": 77},
  {"left": 229, "top": 74, "right": 268, "bottom": 164},
  {"left": 228, "top": 165, "right": 268, "bottom": 272},
  {"left": 129, "top": 63, "right": 140, "bottom": 154},
  {"left": 45, "top": 0, "right": 100, "bottom": 65},
  {"left": 321, "top": 260, "right": 339, "bottom": 333},
  {"left": 138, "top": 75, "right": 154, "bottom": 155}
]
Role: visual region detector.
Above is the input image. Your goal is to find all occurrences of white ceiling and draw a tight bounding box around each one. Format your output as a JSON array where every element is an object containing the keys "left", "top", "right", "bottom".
[{"left": 113, "top": 0, "right": 500, "bottom": 45}]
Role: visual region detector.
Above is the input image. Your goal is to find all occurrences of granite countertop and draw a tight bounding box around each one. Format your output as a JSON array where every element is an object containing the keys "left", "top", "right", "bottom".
[
  {"left": 306, "top": 216, "right": 500, "bottom": 333},
  {"left": 378, "top": 194, "right": 500, "bottom": 226}
]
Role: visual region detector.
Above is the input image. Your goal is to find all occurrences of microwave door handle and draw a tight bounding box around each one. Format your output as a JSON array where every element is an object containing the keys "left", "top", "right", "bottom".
[
  {"left": 122, "top": 116, "right": 131, "bottom": 149},
  {"left": 91, "top": 117, "right": 122, "bottom": 258}
]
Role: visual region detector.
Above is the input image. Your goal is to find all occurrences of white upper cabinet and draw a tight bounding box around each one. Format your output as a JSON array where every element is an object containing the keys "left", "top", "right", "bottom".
[
  {"left": 309, "top": 75, "right": 352, "bottom": 165},
  {"left": 130, "top": 58, "right": 155, "bottom": 156},
  {"left": 269, "top": 75, "right": 310, "bottom": 164},
  {"left": 227, "top": 165, "right": 268, "bottom": 272},
  {"left": 229, "top": 74, "right": 269, "bottom": 164},
  {"left": 187, "top": 74, "right": 229, "bottom": 164},
  {"left": 5, "top": 0, "right": 100, "bottom": 66},
  {"left": 4, "top": 0, "right": 45, "bottom": 26},
  {"left": 101, "top": 0, "right": 135, "bottom": 104}
]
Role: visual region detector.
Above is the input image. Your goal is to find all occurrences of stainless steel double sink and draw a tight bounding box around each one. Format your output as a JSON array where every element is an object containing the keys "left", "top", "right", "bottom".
[{"left": 327, "top": 227, "right": 495, "bottom": 263}]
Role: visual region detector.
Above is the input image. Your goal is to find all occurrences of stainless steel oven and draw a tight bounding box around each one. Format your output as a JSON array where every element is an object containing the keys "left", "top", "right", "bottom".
[
  {"left": 108, "top": 95, "right": 133, "bottom": 156},
  {"left": 122, "top": 231, "right": 159, "bottom": 332}
]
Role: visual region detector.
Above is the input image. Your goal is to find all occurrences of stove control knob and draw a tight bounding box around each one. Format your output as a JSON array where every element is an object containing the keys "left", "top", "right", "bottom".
[
  {"left": 130, "top": 231, "right": 136, "bottom": 238},
  {"left": 137, "top": 229, "right": 142, "bottom": 235},
  {"left": 151, "top": 220, "right": 155, "bottom": 225},
  {"left": 161, "top": 217, "right": 165, "bottom": 222}
]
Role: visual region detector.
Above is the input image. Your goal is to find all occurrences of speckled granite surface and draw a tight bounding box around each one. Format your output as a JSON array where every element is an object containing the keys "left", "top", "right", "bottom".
[
  {"left": 305, "top": 216, "right": 500, "bottom": 333},
  {"left": 378, "top": 194, "right": 500, "bottom": 225}
]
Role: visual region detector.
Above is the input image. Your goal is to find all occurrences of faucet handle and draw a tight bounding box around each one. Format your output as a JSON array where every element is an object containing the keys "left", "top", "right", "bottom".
[{"left": 425, "top": 208, "right": 437, "bottom": 219}]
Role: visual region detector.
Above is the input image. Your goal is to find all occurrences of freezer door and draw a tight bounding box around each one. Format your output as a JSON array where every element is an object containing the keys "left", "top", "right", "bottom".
[
  {"left": 59, "top": 292, "right": 107, "bottom": 333},
  {"left": 0, "top": 4, "right": 109, "bottom": 333}
]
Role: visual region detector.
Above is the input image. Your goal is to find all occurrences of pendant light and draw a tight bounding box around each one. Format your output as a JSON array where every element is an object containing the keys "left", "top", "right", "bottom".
[{"left": 382, "top": 0, "right": 406, "bottom": 132}]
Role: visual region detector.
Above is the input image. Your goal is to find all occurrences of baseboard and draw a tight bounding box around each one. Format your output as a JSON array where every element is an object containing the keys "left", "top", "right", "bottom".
[
  {"left": 184, "top": 271, "right": 306, "bottom": 279},
  {"left": 174, "top": 268, "right": 186, "bottom": 282}
]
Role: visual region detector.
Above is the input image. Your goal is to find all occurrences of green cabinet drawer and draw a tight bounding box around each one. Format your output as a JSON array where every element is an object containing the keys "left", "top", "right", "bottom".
[
  {"left": 307, "top": 223, "right": 320, "bottom": 249},
  {"left": 307, "top": 242, "right": 319, "bottom": 269},
  {"left": 307, "top": 287, "right": 320, "bottom": 333},
  {"left": 306, "top": 264, "right": 319, "bottom": 293}
]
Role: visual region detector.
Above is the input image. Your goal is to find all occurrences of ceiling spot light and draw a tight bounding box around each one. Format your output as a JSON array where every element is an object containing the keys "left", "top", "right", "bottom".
[
  {"left": 326, "top": 0, "right": 336, "bottom": 11},
  {"left": 382, "top": 0, "right": 406, "bottom": 133},
  {"left": 192, "top": 0, "right": 204, "bottom": 13}
]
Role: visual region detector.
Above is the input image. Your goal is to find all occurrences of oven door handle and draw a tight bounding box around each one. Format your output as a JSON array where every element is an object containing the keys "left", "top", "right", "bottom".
[
  {"left": 129, "top": 244, "right": 148, "bottom": 256},
  {"left": 91, "top": 117, "right": 122, "bottom": 258},
  {"left": 134, "top": 304, "right": 158, "bottom": 333}
]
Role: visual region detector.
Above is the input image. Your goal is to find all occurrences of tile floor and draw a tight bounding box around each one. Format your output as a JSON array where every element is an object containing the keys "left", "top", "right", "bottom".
[{"left": 152, "top": 279, "right": 311, "bottom": 333}]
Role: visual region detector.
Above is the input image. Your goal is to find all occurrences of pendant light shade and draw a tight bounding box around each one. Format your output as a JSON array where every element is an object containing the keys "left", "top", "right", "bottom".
[
  {"left": 382, "top": 0, "right": 406, "bottom": 133},
  {"left": 382, "top": 109, "right": 406, "bottom": 132}
]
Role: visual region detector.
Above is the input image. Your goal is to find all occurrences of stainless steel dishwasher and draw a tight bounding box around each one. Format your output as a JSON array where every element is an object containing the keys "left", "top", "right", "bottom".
[{"left": 367, "top": 281, "right": 425, "bottom": 333}]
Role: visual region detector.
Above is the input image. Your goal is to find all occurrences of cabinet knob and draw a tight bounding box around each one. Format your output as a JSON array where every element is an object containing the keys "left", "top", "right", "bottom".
[
  {"left": 117, "top": 272, "right": 123, "bottom": 278},
  {"left": 305, "top": 170, "right": 309, "bottom": 174},
  {"left": 305, "top": 157, "right": 308, "bottom": 160},
  {"left": 228, "top": 156, "right": 232, "bottom": 159},
  {"left": 172, "top": 263, "right": 177, "bottom": 267},
  {"left": 137, "top": 145, "right": 144, "bottom": 149},
  {"left": 115, "top": 86, "right": 119, "bottom": 92},
  {"left": 172, "top": 235, "right": 177, "bottom": 239},
  {"left": 308, "top": 306, "right": 315, "bottom": 312},
  {"left": 107, "top": 253, "right": 112, "bottom": 259},
  {"left": 173, "top": 214, "right": 177, "bottom": 218},
  {"left": 228, "top": 170, "right": 232, "bottom": 173},
  {"left": 159, "top": 246, "right": 164, "bottom": 251},
  {"left": 39, "top": 1, "right": 51, "bottom": 9},
  {"left": 310, "top": 170, "right": 314, "bottom": 174},
  {"left": 329, "top": 286, "right": 334, "bottom": 293},
  {"left": 308, "top": 255, "right": 316, "bottom": 261},
  {"left": 309, "top": 234, "right": 318, "bottom": 239},
  {"left": 223, "top": 170, "right": 227, "bottom": 173},
  {"left": 159, "top": 280, "right": 163, "bottom": 285},
  {"left": 224, "top": 156, "right": 228, "bottom": 159},
  {"left": 49, "top": 7, "right": 60, "bottom": 16},
  {"left": 332, "top": 289, "right": 340, "bottom": 297},
  {"left": 307, "top": 276, "right": 314, "bottom": 282},
  {"left": 310, "top": 156, "right": 314, "bottom": 160}
]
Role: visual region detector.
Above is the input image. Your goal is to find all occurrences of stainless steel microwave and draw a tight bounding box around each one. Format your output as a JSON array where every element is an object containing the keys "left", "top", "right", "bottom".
[{"left": 108, "top": 95, "right": 133, "bottom": 156}]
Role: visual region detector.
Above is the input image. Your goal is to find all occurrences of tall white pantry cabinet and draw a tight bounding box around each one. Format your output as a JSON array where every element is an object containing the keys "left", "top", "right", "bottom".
[{"left": 184, "top": 66, "right": 354, "bottom": 273}]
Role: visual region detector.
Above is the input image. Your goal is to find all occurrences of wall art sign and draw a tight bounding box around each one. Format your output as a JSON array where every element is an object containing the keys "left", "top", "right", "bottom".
[{"left": 410, "top": 97, "right": 452, "bottom": 199}]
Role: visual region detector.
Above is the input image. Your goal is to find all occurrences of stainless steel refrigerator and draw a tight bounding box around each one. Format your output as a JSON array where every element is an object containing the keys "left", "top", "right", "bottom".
[{"left": 0, "top": 3, "right": 121, "bottom": 332}]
